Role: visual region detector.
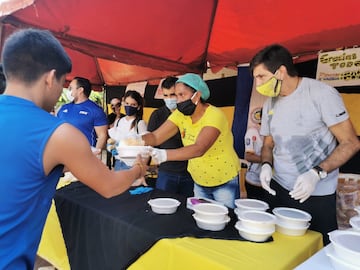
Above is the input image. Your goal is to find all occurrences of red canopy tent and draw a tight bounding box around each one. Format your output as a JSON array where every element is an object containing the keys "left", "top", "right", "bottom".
[{"left": 1, "top": 0, "right": 360, "bottom": 89}]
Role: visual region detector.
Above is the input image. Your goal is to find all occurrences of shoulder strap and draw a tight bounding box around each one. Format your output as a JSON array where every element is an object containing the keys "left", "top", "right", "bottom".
[
  {"left": 135, "top": 120, "right": 139, "bottom": 134},
  {"left": 116, "top": 118, "right": 121, "bottom": 127}
]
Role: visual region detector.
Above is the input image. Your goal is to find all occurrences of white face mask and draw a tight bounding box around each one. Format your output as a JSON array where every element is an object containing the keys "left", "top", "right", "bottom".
[
  {"left": 65, "top": 90, "right": 74, "bottom": 102},
  {"left": 164, "top": 98, "right": 177, "bottom": 110}
]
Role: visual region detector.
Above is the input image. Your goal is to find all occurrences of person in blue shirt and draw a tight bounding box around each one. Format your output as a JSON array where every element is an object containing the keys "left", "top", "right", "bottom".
[
  {"left": 57, "top": 76, "right": 108, "bottom": 156},
  {"left": 0, "top": 28, "right": 147, "bottom": 270}
]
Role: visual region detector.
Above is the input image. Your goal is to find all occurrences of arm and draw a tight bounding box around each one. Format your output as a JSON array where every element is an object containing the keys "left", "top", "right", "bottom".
[
  {"left": 245, "top": 151, "right": 262, "bottom": 163},
  {"left": 166, "top": 126, "right": 220, "bottom": 161},
  {"left": 261, "top": 135, "right": 274, "bottom": 165},
  {"left": 142, "top": 120, "right": 178, "bottom": 146},
  {"left": 318, "top": 119, "right": 360, "bottom": 172},
  {"left": 259, "top": 135, "right": 276, "bottom": 195},
  {"left": 94, "top": 124, "right": 108, "bottom": 150},
  {"left": 43, "top": 123, "right": 147, "bottom": 198},
  {"left": 290, "top": 119, "right": 359, "bottom": 203}
]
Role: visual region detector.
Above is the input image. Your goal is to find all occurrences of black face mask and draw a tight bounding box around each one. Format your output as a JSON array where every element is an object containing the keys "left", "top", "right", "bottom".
[
  {"left": 177, "top": 94, "right": 197, "bottom": 115},
  {"left": 124, "top": 105, "right": 138, "bottom": 116}
]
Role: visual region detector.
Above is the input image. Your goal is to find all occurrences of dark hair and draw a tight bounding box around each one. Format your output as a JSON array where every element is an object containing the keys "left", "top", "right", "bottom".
[
  {"left": 0, "top": 64, "right": 5, "bottom": 94},
  {"left": 161, "top": 76, "right": 178, "bottom": 89},
  {"left": 123, "top": 90, "right": 144, "bottom": 130},
  {"left": 2, "top": 28, "right": 72, "bottom": 83},
  {"left": 74, "top": 76, "right": 92, "bottom": 97},
  {"left": 249, "top": 44, "right": 298, "bottom": 77}
]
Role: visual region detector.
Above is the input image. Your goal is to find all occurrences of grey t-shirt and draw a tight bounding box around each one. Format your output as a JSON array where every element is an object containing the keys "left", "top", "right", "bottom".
[{"left": 260, "top": 77, "right": 348, "bottom": 195}]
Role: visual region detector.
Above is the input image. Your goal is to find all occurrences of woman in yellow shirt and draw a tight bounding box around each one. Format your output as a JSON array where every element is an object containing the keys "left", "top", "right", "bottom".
[{"left": 143, "top": 73, "right": 240, "bottom": 208}]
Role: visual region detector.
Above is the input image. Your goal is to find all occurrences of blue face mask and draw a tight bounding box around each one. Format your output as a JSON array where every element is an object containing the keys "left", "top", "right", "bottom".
[
  {"left": 164, "top": 98, "right": 177, "bottom": 110},
  {"left": 125, "top": 105, "right": 138, "bottom": 116}
]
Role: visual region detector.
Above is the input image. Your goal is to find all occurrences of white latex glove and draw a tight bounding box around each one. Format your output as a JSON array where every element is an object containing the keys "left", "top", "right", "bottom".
[
  {"left": 150, "top": 148, "right": 167, "bottom": 164},
  {"left": 260, "top": 163, "right": 276, "bottom": 196},
  {"left": 289, "top": 169, "right": 320, "bottom": 203},
  {"left": 139, "top": 146, "right": 151, "bottom": 159}
]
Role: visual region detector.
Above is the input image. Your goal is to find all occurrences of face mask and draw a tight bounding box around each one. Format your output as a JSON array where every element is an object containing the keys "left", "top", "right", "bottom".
[
  {"left": 65, "top": 90, "right": 74, "bottom": 102},
  {"left": 256, "top": 75, "right": 282, "bottom": 97},
  {"left": 164, "top": 98, "right": 177, "bottom": 110},
  {"left": 177, "top": 92, "right": 197, "bottom": 116},
  {"left": 125, "top": 105, "right": 138, "bottom": 116}
]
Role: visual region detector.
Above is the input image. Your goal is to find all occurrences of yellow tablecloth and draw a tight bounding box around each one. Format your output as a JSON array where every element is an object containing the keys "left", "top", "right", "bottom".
[
  {"left": 37, "top": 179, "right": 71, "bottom": 270},
  {"left": 37, "top": 201, "right": 70, "bottom": 270},
  {"left": 38, "top": 197, "right": 322, "bottom": 270},
  {"left": 128, "top": 231, "right": 323, "bottom": 270}
]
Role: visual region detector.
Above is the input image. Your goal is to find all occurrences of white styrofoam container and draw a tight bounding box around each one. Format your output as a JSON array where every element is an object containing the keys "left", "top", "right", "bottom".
[
  {"left": 328, "top": 230, "right": 360, "bottom": 267},
  {"left": 193, "top": 213, "right": 230, "bottom": 231},
  {"left": 234, "top": 199, "right": 269, "bottom": 213},
  {"left": 193, "top": 203, "right": 228, "bottom": 222},
  {"left": 148, "top": 198, "right": 180, "bottom": 214},
  {"left": 275, "top": 219, "right": 310, "bottom": 236},
  {"left": 235, "top": 221, "right": 274, "bottom": 242},
  {"left": 325, "top": 244, "right": 360, "bottom": 270},
  {"left": 349, "top": 216, "right": 360, "bottom": 231},
  {"left": 272, "top": 207, "right": 312, "bottom": 227},
  {"left": 238, "top": 210, "right": 276, "bottom": 232}
]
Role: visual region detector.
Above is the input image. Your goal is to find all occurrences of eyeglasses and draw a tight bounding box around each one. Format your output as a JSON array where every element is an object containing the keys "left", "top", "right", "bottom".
[{"left": 111, "top": 102, "right": 121, "bottom": 109}]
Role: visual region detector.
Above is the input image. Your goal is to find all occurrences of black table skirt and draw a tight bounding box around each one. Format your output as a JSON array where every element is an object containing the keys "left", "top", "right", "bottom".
[{"left": 54, "top": 182, "right": 253, "bottom": 270}]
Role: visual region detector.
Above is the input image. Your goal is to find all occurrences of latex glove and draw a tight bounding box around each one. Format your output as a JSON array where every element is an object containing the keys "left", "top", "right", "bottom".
[
  {"left": 289, "top": 169, "right": 320, "bottom": 203},
  {"left": 139, "top": 146, "right": 151, "bottom": 160},
  {"left": 150, "top": 148, "right": 167, "bottom": 164},
  {"left": 260, "top": 163, "right": 276, "bottom": 196}
]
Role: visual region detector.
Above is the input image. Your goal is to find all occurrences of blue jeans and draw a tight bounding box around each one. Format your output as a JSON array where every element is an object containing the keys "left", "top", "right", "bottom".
[
  {"left": 114, "top": 159, "right": 130, "bottom": 171},
  {"left": 193, "top": 175, "right": 239, "bottom": 209},
  {"left": 156, "top": 171, "right": 194, "bottom": 198}
]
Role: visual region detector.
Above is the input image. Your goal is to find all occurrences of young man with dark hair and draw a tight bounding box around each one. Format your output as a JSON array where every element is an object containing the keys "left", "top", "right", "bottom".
[
  {"left": 0, "top": 28, "right": 147, "bottom": 269},
  {"left": 57, "top": 76, "right": 108, "bottom": 156}
]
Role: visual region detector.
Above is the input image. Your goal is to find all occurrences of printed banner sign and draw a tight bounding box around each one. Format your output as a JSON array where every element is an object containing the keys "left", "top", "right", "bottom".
[
  {"left": 316, "top": 47, "right": 360, "bottom": 87},
  {"left": 125, "top": 81, "right": 147, "bottom": 97}
]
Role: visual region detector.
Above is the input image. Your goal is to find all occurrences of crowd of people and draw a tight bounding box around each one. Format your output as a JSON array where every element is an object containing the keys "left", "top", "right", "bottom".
[{"left": 0, "top": 28, "right": 359, "bottom": 268}]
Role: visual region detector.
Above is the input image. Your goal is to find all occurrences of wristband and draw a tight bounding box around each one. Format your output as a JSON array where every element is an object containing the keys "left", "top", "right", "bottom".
[{"left": 262, "top": 161, "right": 273, "bottom": 167}]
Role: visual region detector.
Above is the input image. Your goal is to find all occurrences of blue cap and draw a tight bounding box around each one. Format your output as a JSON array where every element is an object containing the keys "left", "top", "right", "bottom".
[{"left": 176, "top": 73, "right": 210, "bottom": 100}]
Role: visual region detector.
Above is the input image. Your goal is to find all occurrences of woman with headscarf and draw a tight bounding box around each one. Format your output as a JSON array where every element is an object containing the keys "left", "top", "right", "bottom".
[{"left": 143, "top": 73, "right": 240, "bottom": 208}]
